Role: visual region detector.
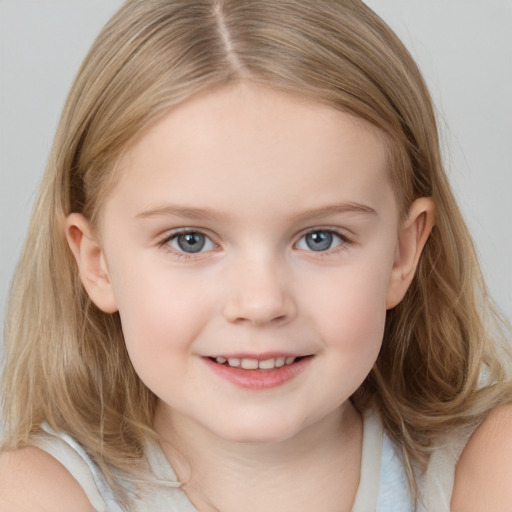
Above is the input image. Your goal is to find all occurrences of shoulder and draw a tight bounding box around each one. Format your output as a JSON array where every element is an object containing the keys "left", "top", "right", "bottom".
[
  {"left": 451, "top": 404, "right": 512, "bottom": 512},
  {"left": 0, "top": 446, "right": 94, "bottom": 512}
]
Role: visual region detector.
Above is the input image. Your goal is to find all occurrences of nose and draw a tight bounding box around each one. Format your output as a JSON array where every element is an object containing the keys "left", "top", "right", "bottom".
[{"left": 222, "top": 256, "right": 297, "bottom": 326}]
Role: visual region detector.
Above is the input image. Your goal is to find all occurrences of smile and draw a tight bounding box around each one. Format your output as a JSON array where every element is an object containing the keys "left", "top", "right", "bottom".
[
  {"left": 213, "top": 356, "right": 298, "bottom": 370},
  {"left": 204, "top": 354, "right": 312, "bottom": 389}
]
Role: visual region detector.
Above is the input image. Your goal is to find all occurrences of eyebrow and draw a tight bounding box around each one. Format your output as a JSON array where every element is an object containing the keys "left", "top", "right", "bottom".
[
  {"left": 135, "top": 202, "right": 376, "bottom": 221},
  {"left": 136, "top": 205, "right": 228, "bottom": 221},
  {"left": 293, "top": 202, "right": 377, "bottom": 221}
]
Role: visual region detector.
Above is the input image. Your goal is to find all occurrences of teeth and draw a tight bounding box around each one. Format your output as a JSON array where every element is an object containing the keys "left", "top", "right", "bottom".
[
  {"left": 258, "top": 358, "right": 275, "bottom": 370},
  {"left": 241, "top": 358, "right": 259, "bottom": 370},
  {"left": 215, "top": 356, "right": 300, "bottom": 369}
]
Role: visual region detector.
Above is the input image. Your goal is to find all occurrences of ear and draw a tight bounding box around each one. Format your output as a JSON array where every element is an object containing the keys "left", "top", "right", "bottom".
[
  {"left": 65, "top": 213, "right": 119, "bottom": 313},
  {"left": 386, "top": 197, "right": 436, "bottom": 309}
]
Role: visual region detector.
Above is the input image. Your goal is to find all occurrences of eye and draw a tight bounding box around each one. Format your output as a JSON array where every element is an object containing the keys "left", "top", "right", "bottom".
[
  {"left": 164, "top": 231, "right": 216, "bottom": 254},
  {"left": 296, "top": 230, "right": 345, "bottom": 252}
]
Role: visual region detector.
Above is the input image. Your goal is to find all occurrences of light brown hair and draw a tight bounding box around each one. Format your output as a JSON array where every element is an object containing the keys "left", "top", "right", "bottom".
[{"left": 2, "top": 0, "right": 510, "bottom": 503}]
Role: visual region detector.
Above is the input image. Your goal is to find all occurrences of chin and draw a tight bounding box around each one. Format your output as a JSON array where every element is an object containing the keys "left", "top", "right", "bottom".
[{"left": 211, "top": 418, "right": 304, "bottom": 445}]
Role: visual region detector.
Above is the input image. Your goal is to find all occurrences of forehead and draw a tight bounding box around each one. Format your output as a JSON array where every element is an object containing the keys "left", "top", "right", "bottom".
[{"left": 107, "top": 83, "right": 395, "bottom": 222}]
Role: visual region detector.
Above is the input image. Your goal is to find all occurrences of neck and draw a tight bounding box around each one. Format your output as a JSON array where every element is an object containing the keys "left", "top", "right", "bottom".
[{"left": 154, "top": 402, "right": 363, "bottom": 512}]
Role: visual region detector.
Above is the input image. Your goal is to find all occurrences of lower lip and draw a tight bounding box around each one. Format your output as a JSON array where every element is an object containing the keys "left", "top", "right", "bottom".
[{"left": 203, "top": 357, "right": 311, "bottom": 390}]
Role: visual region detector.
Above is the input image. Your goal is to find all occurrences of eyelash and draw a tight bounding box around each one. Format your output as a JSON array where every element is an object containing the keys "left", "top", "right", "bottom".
[
  {"left": 158, "top": 228, "right": 352, "bottom": 259},
  {"left": 158, "top": 229, "right": 218, "bottom": 260},
  {"left": 295, "top": 229, "right": 350, "bottom": 254}
]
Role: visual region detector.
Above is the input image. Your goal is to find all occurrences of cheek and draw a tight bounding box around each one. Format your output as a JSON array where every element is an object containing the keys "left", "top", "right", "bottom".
[
  {"left": 326, "top": 289, "right": 386, "bottom": 361},
  {"left": 316, "top": 272, "right": 389, "bottom": 398},
  {"left": 112, "top": 275, "right": 210, "bottom": 396},
  {"left": 306, "top": 257, "right": 393, "bottom": 353},
  {"left": 107, "top": 257, "right": 211, "bottom": 360}
]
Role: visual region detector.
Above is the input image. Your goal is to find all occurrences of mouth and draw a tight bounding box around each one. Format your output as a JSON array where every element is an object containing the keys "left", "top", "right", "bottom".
[
  {"left": 203, "top": 354, "right": 313, "bottom": 389},
  {"left": 208, "top": 355, "right": 307, "bottom": 371}
]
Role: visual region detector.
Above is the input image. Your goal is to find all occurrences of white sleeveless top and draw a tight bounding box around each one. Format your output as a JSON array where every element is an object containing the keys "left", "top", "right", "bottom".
[{"left": 34, "top": 408, "right": 468, "bottom": 512}]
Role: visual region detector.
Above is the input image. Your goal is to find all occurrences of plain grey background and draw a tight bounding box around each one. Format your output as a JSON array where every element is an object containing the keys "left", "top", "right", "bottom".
[{"left": 1, "top": 0, "right": 511, "bottom": 364}]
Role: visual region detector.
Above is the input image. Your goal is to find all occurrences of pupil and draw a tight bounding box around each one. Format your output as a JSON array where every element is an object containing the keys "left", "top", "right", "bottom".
[
  {"left": 177, "top": 233, "right": 205, "bottom": 253},
  {"left": 306, "top": 231, "right": 332, "bottom": 251}
]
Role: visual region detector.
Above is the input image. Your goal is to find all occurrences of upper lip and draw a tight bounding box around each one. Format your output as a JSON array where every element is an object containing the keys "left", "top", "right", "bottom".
[{"left": 205, "top": 352, "right": 311, "bottom": 360}]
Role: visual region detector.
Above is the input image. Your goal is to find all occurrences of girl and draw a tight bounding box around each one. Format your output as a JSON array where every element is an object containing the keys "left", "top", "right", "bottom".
[{"left": 1, "top": 1, "right": 511, "bottom": 511}]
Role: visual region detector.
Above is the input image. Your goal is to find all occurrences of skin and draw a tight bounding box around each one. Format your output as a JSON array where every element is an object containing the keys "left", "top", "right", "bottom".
[
  {"left": 0, "top": 83, "right": 436, "bottom": 511},
  {"left": 451, "top": 404, "right": 512, "bottom": 511},
  {"left": 0, "top": 447, "right": 94, "bottom": 512}
]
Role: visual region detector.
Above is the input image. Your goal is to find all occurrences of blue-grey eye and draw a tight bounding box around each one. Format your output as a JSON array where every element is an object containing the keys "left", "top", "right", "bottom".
[
  {"left": 297, "top": 230, "right": 342, "bottom": 252},
  {"left": 177, "top": 233, "right": 205, "bottom": 252},
  {"left": 168, "top": 232, "right": 215, "bottom": 253}
]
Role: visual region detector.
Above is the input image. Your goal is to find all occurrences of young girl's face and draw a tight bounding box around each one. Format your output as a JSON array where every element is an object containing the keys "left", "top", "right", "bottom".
[{"left": 74, "top": 83, "right": 421, "bottom": 444}]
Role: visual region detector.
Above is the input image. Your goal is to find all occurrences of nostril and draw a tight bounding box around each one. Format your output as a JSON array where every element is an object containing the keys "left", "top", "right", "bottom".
[{"left": 272, "top": 314, "right": 289, "bottom": 325}]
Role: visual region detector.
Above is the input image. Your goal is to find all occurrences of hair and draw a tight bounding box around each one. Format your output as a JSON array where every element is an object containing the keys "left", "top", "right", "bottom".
[{"left": 2, "top": 0, "right": 511, "bottom": 504}]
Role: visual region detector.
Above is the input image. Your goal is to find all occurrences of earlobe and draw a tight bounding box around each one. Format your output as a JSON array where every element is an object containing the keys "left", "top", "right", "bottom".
[
  {"left": 386, "top": 197, "right": 436, "bottom": 309},
  {"left": 65, "top": 213, "right": 119, "bottom": 313}
]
